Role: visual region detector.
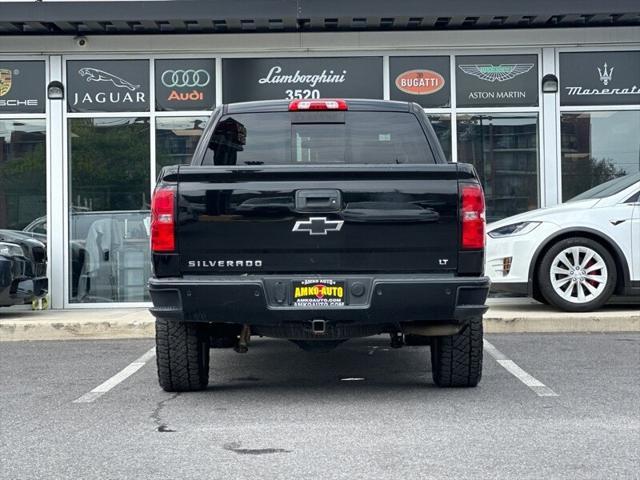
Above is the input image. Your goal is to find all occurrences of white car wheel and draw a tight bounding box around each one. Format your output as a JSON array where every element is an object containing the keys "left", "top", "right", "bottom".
[
  {"left": 538, "top": 237, "right": 617, "bottom": 312},
  {"left": 549, "top": 246, "right": 608, "bottom": 304}
]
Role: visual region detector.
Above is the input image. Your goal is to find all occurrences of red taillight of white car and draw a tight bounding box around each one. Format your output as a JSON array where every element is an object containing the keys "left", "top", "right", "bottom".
[
  {"left": 461, "top": 184, "right": 486, "bottom": 250},
  {"left": 151, "top": 186, "right": 176, "bottom": 252}
]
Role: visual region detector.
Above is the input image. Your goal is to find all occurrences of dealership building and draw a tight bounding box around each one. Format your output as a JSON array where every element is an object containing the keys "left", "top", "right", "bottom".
[{"left": 0, "top": 0, "right": 639, "bottom": 309}]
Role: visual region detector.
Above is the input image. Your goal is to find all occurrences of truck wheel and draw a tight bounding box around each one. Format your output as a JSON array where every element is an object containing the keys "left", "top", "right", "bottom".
[
  {"left": 156, "top": 317, "right": 210, "bottom": 392},
  {"left": 430, "top": 316, "right": 483, "bottom": 388},
  {"left": 537, "top": 237, "right": 616, "bottom": 312}
]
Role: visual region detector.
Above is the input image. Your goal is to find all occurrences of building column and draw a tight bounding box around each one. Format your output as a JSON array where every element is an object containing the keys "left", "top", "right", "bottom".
[
  {"left": 541, "top": 47, "right": 561, "bottom": 207},
  {"left": 47, "top": 56, "right": 65, "bottom": 309}
]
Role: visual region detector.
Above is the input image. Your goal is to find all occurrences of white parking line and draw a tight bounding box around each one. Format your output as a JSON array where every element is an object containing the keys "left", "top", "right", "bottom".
[
  {"left": 73, "top": 347, "right": 156, "bottom": 403},
  {"left": 483, "top": 340, "right": 558, "bottom": 397}
]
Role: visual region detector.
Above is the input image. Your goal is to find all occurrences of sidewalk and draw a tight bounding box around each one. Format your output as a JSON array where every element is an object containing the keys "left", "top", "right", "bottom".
[{"left": 1, "top": 298, "right": 638, "bottom": 341}]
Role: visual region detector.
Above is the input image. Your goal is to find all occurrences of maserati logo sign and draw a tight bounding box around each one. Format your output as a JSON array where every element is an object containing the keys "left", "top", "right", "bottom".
[
  {"left": 292, "top": 217, "right": 344, "bottom": 236},
  {"left": 78, "top": 68, "right": 140, "bottom": 91},
  {"left": 560, "top": 52, "right": 639, "bottom": 106},
  {"left": 0, "top": 69, "right": 11, "bottom": 96},
  {"left": 458, "top": 64, "right": 534, "bottom": 82},
  {"left": 597, "top": 62, "right": 614, "bottom": 86}
]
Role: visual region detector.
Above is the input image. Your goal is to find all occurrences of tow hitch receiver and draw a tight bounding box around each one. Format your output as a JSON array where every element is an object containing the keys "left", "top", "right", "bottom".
[{"left": 311, "top": 319, "right": 327, "bottom": 335}]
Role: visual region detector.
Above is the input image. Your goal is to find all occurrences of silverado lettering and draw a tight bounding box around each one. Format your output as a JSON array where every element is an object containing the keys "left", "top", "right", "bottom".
[{"left": 187, "top": 260, "right": 263, "bottom": 268}]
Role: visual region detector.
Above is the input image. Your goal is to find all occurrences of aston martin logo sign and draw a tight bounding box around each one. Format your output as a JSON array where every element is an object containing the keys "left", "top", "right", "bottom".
[
  {"left": 458, "top": 64, "right": 534, "bottom": 83},
  {"left": 456, "top": 55, "right": 538, "bottom": 107},
  {"left": 0, "top": 69, "right": 11, "bottom": 97}
]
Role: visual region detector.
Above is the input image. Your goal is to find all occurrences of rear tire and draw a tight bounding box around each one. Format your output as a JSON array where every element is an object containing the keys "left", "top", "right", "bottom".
[
  {"left": 430, "top": 316, "right": 483, "bottom": 388},
  {"left": 156, "top": 317, "right": 210, "bottom": 392}
]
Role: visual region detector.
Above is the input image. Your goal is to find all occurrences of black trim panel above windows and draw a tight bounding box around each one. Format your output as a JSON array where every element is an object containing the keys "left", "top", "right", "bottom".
[{"left": 1, "top": 0, "right": 639, "bottom": 35}]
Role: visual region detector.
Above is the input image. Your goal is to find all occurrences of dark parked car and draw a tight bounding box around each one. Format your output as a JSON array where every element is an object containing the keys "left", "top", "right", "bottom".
[{"left": 0, "top": 229, "right": 47, "bottom": 307}]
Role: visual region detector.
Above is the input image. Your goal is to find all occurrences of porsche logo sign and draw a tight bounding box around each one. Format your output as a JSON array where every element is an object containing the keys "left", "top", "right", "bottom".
[
  {"left": 395, "top": 69, "right": 445, "bottom": 95},
  {"left": 0, "top": 69, "right": 12, "bottom": 97}
]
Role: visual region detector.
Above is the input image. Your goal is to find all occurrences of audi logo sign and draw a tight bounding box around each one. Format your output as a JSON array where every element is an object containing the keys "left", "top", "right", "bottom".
[
  {"left": 155, "top": 59, "right": 215, "bottom": 111},
  {"left": 161, "top": 69, "right": 211, "bottom": 88}
]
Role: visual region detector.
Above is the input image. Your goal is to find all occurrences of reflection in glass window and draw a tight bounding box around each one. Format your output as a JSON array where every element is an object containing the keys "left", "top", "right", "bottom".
[
  {"left": 156, "top": 116, "right": 208, "bottom": 170},
  {"left": 561, "top": 111, "right": 640, "bottom": 201},
  {"left": 68, "top": 117, "right": 150, "bottom": 303},
  {"left": 457, "top": 114, "right": 539, "bottom": 222},
  {"left": 427, "top": 114, "right": 451, "bottom": 161},
  {"left": 0, "top": 120, "right": 46, "bottom": 231},
  {"left": 204, "top": 112, "right": 434, "bottom": 165}
]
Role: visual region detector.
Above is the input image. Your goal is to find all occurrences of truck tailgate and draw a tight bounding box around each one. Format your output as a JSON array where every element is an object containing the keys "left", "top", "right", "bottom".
[{"left": 176, "top": 165, "right": 463, "bottom": 274}]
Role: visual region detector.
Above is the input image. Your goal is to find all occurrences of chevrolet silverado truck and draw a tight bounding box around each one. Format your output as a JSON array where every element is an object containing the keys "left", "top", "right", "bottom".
[{"left": 149, "top": 98, "right": 489, "bottom": 392}]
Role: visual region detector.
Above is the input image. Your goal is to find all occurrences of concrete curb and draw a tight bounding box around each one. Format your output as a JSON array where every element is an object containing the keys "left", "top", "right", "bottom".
[{"left": 1, "top": 302, "right": 639, "bottom": 341}]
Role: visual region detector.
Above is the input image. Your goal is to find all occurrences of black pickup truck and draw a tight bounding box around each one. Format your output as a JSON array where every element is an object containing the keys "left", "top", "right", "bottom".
[{"left": 149, "top": 98, "right": 489, "bottom": 391}]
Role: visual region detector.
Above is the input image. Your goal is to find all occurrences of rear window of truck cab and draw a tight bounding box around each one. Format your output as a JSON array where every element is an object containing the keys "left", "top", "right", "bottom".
[{"left": 202, "top": 111, "right": 435, "bottom": 166}]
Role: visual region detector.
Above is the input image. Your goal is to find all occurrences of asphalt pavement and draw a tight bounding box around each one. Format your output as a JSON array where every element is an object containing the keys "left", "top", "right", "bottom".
[{"left": 1, "top": 333, "right": 639, "bottom": 479}]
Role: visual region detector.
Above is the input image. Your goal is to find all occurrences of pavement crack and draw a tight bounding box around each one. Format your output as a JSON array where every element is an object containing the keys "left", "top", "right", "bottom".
[
  {"left": 223, "top": 441, "right": 290, "bottom": 455},
  {"left": 151, "top": 392, "right": 179, "bottom": 432}
]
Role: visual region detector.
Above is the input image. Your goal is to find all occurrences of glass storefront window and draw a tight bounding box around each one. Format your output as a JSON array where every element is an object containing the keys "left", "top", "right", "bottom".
[
  {"left": 155, "top": 116, "right": 208, "bottom": 170},
  {"left": 0, "top": 120, "right": 46, "bottom": 232},
  {"left": 68, "top": 117, "right": 150, "bottom": 303},
  {"left": 457, "top": 114, "right": 539, "bottom": 222},
  {"left": 427, "top": 114, "right": 451, "bottom": 161},
  {"left": 561, "top": 111, "right": 640, "bottom": 201}
]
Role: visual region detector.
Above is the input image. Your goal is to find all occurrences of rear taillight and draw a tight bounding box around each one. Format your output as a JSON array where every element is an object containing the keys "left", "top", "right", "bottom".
[
  {"left": 288, "top": 99, "right": 348, "bottom": 111},
  {"left": 461, "top": 184, "right": 485, "bottom": 250},
  {"left": 151, "top": 186, "right": 176, "bottom": 252}
]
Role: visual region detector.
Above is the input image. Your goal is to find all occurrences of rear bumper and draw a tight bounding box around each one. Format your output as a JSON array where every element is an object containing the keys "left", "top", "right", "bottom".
[{"left": 148, "top": 274, "right": 490, "bottom": 327}]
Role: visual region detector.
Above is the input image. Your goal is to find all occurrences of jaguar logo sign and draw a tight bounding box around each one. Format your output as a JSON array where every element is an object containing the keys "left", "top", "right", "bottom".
[
  {"left": 395, "top": 70, "right": 445, "bottom": 95},
  {"left": 0, "top": 69, "right": 11, "bottom": 97},
  {"left": 78, "top": 68, "right": 140, "bottom": 91},
  {"left": 67, "top": 60, "right": 149, "bottom": 113}
]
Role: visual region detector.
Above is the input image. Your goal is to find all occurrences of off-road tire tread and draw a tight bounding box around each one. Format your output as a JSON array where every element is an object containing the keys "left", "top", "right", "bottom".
[
  {"left": 156, "top": 317, "right": 210, "bottom": 392},
  {"left": 431, "top": 315, "right": 483, "bottom": 387}
]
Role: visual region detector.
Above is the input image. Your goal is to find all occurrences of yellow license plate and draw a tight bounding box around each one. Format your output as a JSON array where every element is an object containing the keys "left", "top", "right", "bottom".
[{"left": 292, "top": 279, "right": 345, "bottom": 307}]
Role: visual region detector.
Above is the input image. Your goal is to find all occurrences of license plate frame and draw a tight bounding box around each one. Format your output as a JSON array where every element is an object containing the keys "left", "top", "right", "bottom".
[{"left": 292, "top": 279, "right": 346, "bottom": 307}]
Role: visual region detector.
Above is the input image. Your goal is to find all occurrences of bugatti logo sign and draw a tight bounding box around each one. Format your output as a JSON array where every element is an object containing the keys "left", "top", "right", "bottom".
[
  {"left": 395, "top": 70, "right": 445, "bottom": 95},
  {"left": 458, "top": 64, "right": 534, "bottom": 82},
  {"left": 0, "top": 69, "right": 12, "bottom": 96}
]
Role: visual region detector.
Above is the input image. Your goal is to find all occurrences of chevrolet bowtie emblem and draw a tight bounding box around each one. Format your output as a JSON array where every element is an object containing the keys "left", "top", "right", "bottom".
[{"left": 292, "top": 217, "right": 344, "bottom": 236}]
